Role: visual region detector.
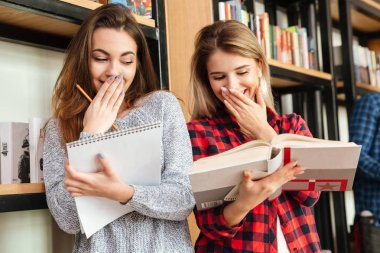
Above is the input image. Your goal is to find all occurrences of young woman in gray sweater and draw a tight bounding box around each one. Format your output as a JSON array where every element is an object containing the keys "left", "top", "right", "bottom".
[{"left": 43, "top": 4, "right": 195, "bottom": 252}]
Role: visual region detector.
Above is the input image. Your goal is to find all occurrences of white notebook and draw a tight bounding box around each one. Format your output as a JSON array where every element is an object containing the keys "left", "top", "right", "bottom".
[{"left": 66, "top": 122, "right": 162, "bottom": 238}]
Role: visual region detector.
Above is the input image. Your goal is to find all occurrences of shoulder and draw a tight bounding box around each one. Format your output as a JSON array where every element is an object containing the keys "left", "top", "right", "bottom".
[
  {"left": 45, "top": 118, "right": 59, "bottom": 135},
  {"left": 273, "top": 112, "right": 311, "bottom": 136},
  {"left": 138, "top": 91, "right": 181, "bottom": 114},
  {"left": 186, "top": 117, "right": 213, "bottom": 131},
  {"left": 142, "top": 90, "right": 178, "bottom": 106},
  {"left": 354, "top": 93, "right": 380, "bottom": 112}
]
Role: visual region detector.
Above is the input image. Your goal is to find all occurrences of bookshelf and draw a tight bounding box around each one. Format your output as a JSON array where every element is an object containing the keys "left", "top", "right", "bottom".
[
  {"left": 0, "top": 0, "right": 168, "bottom": 213},
  {"left": 334, "top": 0, "right": 380, "bottom": 117},
  {"left": 0, "top": 0, "right": 168, "bottom": 88}
]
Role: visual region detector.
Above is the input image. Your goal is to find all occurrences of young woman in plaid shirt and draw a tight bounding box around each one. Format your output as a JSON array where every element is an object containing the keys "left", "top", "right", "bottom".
[{"left": 187, "top": 20, "right": 322, "bottom": 253}]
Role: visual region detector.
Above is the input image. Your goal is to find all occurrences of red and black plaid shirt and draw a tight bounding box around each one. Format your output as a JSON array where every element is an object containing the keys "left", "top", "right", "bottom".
[{"left": 187, "top": 108, "right": 321, "bottom": 253}]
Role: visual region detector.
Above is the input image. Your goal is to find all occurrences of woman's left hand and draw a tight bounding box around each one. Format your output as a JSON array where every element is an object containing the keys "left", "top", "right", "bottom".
[
  {"left": 221, "top": 87, "right": 276, "bottom": 141},
  {"left": 64, "top": 154, "right": 134, "bottom": 203}
]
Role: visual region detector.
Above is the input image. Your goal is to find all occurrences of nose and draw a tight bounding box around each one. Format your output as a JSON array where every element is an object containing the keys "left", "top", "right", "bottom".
[
  {"left": 106, "top": 60, "right": 121, "bottom": 78},
  {"left": 226, "top": 74, "right": 239, "bottom": 90}
]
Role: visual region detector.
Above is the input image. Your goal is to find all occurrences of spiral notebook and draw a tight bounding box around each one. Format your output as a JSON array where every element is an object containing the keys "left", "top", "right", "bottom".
[{"left": 66, "top": 122, "right": 162, "bottom": 238}]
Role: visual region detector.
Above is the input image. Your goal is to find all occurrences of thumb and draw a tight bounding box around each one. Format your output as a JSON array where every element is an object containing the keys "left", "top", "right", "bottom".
[
  {"left": 242, "top": 170, "right": 253, "bottom": 182},
  {"left": 97, "top": 153, "right": 112, "bottom": 175},
  {"left": 256, "top": 86, "right": 265, "bottom": 108}
]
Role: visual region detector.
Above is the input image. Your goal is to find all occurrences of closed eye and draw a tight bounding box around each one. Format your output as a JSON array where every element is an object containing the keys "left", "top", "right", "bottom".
[
  {"left": 122, "top": 61, "right": 134, "bottom": 65},
  {"left": 95, "top": 57, "right": 108, "bottom": 62},
  {"left": 212, "top": 75, "right": 225, "bottom": 81},
  {"left": 237, "top": 71, "right": 248, "bottom": 76}
]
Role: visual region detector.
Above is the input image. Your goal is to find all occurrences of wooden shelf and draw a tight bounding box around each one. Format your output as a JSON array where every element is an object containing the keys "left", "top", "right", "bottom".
[
  {"left": 268, "top": 59, "right": 331, "bottom": 80},
  {"left": 331, "top": 0, "right": 380, "bottom": 33},
  {"left": 60, "top": 0, "right": 155, "bottom": 28},
  {"left": 0, "top": 4, "right": 79, "bottom": 38},
  {"left": 0, "top": 183, "right": 45, "bottom": 195},
  {"left": 0, "top": 0, "right": 159, "bottom": 50},
  {"left": 268, "top": 59, "right": 332, "bottom": 89},
  {"left": 0, "top": 183, "right": 47, "bottom": 212},
  {"left": 337, "top": 80, "right": 380, "bottom": 93}
]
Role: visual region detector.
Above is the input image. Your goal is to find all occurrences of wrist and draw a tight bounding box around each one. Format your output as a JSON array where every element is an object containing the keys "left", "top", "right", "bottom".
[
  {"left": 118, "top": 184, "right": 134, "bottom": 204},
  {"left": 234, "top": 197, "right": 254, "bottom": 213},
  {"left": 258, "top": 125, "right": 277, "bottom": 141}
]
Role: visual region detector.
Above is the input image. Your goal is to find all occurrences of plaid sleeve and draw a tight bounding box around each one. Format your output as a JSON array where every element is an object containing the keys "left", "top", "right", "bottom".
[
  {"left": 349, "top": 94, "right": 380, "bottom": 181},
  {"left": 286, "top": 191, "right": 320, "bottom": 207},
  {"left": 187, "top": 122, "right": 209, "bottom": 161},
  {"left": 279, "top": 113, "right": 321, "bottom": 206},
  {"left": 194, "top": 206, "right": 244, "bottom": 240}
]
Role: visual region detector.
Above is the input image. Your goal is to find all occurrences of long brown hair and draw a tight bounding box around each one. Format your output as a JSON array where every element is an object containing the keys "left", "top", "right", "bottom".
[
  {"left": 52, "top": 3, "right": 157, "bottom": 144},
  {"left": 189, "top": 20, "right": 274, "bottom": 120}
]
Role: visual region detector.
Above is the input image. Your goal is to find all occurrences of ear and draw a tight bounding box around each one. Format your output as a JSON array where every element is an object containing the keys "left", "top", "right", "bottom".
[{"left": 257, "top": 60, "right": 263, "bottom": 78}]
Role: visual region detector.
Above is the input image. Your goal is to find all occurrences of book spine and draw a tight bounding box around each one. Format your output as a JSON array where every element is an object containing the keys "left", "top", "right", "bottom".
[
  {"left": 0, "top": 123, "right": 12, "bottom": 184},
  {"left": 218, "top": 2, "right": 226, "bottom": 21}
]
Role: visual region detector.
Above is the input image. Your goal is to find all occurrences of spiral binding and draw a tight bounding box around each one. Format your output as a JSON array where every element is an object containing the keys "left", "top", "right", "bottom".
[{"left": 66, "top": 122, "right": 162, "bottom": 149}]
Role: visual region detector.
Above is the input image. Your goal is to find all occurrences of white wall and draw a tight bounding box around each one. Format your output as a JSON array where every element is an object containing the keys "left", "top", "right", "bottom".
[{"left": 0, "top": 40, "right": 74, "bottom": 253}]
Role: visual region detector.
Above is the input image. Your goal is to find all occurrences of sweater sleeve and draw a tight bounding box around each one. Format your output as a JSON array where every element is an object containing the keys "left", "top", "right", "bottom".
[
  {"left": 128, "top": 93, "right": 195, "bottom": 221},
  {"left": 43, "top": 119, "right": 81, "bottom": 234}
]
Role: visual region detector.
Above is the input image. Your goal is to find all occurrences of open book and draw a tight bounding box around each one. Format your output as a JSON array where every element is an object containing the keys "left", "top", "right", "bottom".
[
  {"left": 66, "top": 122, "right": 162, "bottom": 238},
  {"left": 189, "top": 134, "right": 361, "bottom": 210}
]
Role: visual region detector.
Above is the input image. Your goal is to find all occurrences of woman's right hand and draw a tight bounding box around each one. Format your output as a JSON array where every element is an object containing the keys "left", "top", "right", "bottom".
[
  {"left": 83, "top": 75, "right": 125, "bottom": 134},
  {"left": 223, "top": 161, "right": 304, "bottom": 227},
  {"left": 236, "top": 161, "right": 304, "bottom": 210}
]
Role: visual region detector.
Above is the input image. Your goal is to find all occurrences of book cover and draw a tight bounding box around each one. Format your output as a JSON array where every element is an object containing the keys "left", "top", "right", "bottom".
[
  {"left": 67, "top": 122, "right": 162, "bottom": 238},
  {"left": 29, "top": 117, "right": 48, "bottom": 183},
  {"left": 0, "top": 122, "right": 29, "bottom": 184},
  {"left": 189, "top": 134, "right": 361, "bottom": 210}
]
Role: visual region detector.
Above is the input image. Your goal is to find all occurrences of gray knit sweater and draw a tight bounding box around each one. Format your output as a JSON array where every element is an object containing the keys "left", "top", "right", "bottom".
[{"left": 43, "top": 91, "right": 195, "bottom": 253}]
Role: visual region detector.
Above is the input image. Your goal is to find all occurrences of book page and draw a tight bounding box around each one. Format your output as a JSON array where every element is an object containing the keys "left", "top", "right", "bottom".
[
  {"left": 271, "top": 133, "right": 357, "bottom": 147},
  {"left": 192, "top": 145, "right": 271, "bottom": 174},
  {"left": 67, "top": 123, "right": 162, "bottom": 238}
]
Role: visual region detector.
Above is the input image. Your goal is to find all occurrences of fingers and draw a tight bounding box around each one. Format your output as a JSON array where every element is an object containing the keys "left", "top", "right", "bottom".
[
  {"left": 106, "top": 76, "right": 125, "bottom": 109},
  {"left": 222, "top": 87, "right": 252, "bottom": 110},
  {"left": 282, "top": 161, "right": 305, "bottom": 176},
  {"left": 221, "top": 87, "right": 242, "bottom": 111},
  {"left": 93, "top": 75, "right": 115, "bottom": 104},
  {"left": 255, "top": 87, "right": 266, "bottom": 108},
  {"left": 112, "top": 91, "right": 125, "bottom": 113},
  {"left": 101, "top": 75, "right": 123, "bottom": 106},
  {"left": 64, "top": 160, "right": 90, "bottom": 192}
]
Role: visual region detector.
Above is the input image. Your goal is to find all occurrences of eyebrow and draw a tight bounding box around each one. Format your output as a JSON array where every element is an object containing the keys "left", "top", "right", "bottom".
[
  {"left": 92, "top": 49, "right": 136, "bottom": 57},
  {"left": 209, "top": 64, "right": 250, "bottom": 75}
]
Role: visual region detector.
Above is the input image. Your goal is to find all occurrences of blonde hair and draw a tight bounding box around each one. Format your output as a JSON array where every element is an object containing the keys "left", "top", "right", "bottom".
[{"left": 189, "top": 20, "right": 274, "bottom": 120}]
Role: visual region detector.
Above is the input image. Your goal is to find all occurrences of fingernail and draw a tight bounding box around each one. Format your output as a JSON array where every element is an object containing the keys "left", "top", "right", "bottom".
[
  {"left": 97, "top": 153, "right": 105, "bottom": 159},
  {"left": 221, "top": 87, "right": 227, "bottom": 93},
  {"left": 118, "top": 74, "right": 123, "bottom": 81},
  {"left": 108, "top": 75, "right": 115, "bottom": 81}
]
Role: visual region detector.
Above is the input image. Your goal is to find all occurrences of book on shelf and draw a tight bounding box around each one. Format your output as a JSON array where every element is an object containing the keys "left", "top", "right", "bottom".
[
  {"left": 189, "top": 134, "right": 361, "bottom": 211},
  {"left": 29, "top": 117, "right": 48, "bottom": 183},
  {"left": 108, "top": 0, "right": 152, "bottom": 19},
  {"left": 0, "top": 122, "right": 30, "bottom": 184},
  {"left": 67, "top": 122, "right": 162, "bottom": 238}
]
